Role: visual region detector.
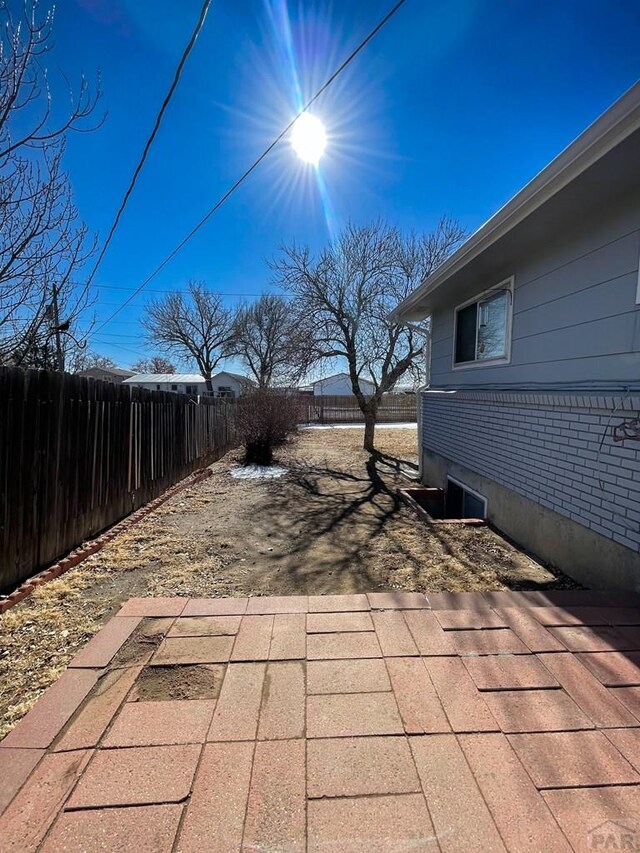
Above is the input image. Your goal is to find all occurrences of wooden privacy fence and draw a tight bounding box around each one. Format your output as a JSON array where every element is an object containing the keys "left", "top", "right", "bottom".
[
  {"left": 300, "top": 393, "right": 417, "bottom": 424},
  {"left": 0, "top": 367, "right": 239, "bottom": 591}
]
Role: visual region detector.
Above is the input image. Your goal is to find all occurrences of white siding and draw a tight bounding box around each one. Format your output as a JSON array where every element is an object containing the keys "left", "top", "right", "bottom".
[
  {"left": 313, "top": 375, "right": 375, "bottom": 396},
  {"left": 136, "top": 382, "right": 207, "bottom": 394},
  {"left": 211, "top": 375, "right": 244, "bottom": 397}
]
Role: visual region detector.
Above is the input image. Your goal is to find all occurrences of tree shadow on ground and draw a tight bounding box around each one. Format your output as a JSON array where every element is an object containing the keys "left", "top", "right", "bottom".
[{"left": 231, "top": 445, "right": 571, "bottom": 596}]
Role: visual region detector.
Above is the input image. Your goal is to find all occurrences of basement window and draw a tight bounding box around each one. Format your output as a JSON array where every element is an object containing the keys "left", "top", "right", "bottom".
[
  {"left": 453, "top": 278, "right": 513, "bottom": 367},
  {"left": 446, "top": 477, "right": 487, "bottom": 519}
]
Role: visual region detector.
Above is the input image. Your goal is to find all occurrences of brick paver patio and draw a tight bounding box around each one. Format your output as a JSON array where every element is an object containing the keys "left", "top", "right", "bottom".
[{"left": 2, "top": 589, "right": 640, "bottom": 851}]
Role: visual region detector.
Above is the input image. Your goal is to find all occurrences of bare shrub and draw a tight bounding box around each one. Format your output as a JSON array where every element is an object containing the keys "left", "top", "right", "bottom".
[{"left": 237, "top": 389, "right": 302, "bottom": 465}]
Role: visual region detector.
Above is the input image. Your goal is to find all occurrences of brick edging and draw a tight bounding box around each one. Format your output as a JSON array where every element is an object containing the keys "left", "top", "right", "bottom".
[{"left": 0, "top": 467, "right": 213, "bottom": 616}]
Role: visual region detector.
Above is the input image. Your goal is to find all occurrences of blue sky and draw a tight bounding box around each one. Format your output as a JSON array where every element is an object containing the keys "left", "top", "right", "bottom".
[{"left": 54, "top": 0, "right": 639, "bottom": 370}]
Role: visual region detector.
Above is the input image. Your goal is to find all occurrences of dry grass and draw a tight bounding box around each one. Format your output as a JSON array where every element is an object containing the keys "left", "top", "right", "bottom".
[{"left": 0, "top": 425, "right": 573, "bottom": 739}]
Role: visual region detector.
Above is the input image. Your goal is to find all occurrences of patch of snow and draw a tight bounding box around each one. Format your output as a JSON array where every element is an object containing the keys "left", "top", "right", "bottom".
[
  {"left": 231, "top": 465, "right": 288, "bottom": 480},
  {"left": 299, "top": 422, "right": 417, "bottom": 430}
]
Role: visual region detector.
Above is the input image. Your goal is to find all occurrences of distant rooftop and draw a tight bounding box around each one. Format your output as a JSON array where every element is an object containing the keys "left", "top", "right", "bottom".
[
  {"left": 77, "top": 366, "right": 133, "bottom": 377},
  {"left": 124, "top": 373, "right": 205, "bottom": 384}
]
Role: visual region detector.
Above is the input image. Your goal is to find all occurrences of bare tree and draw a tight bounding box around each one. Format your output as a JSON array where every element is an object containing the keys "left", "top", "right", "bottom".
[
  {"left": 232, "top": 293, "right": 312, "bottom": 388},
  {"left": 142, "top": 281, "right": 235, "bottom": 391},
  {"left": 237, "top": 388, "right": 302, "bottom": 465},
  {"left": 131, "top": 355, "right": 176, "bottom": 374},
  {"left": 0, "top": 1, "right": 102, "bottom": 369},
  {"left": 272, "top": 217, "right": 466, "bottom": 451},
  {"left": 69, "top": 350, "right": 117, "bottom": 373}
]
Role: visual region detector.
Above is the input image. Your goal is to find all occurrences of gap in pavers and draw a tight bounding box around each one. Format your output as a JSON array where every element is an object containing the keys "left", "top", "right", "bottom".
[
  {"left": 129, "top": 664, "right": 226, "bottom": 702},
  {"left": 108, "top": 618, "right": 174, "bottom": 668},
  {"left": 398, "top": 487, "right": 485, "bottom": 526}
]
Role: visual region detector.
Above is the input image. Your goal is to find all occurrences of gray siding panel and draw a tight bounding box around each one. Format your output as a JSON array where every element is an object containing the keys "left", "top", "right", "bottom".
[
  {"left": 432, "top": 351, "right": 639, "bottom": 386},
  {"left": 514, "top": 273, "right": 636, "bottom": 338},
  {"left": 515, "top": 230, "right": 640, "bottom": 308},
  {"left": 511, "top": 313, "right": 637, "bottom": 360},
  {"left": 429, "top": 193, "right": 640, "bottom": 388}
]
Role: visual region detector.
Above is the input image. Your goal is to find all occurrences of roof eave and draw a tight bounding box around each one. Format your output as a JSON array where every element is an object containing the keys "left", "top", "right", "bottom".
[{"left": 391, "top": 80, "right": 640, "bottom": 322}]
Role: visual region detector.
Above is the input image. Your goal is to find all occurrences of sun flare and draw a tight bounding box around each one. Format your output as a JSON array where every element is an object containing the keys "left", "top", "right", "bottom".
[{"left": 291, "top": 113, "right": 327, "bottom": 164}]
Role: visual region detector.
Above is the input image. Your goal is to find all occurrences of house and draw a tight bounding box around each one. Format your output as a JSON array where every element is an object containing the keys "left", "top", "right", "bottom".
[
  {"left": 312, "top": 372, "right": 376, "bottom": 396},
  {"left": 123, "top": 373, "right": 207, "bottom": 395},
  {"left": 76, "top": 366, "right": 133, "bottom": 383},
  {"left": 210, "top": 371, "right": 256, "bottom": 398},
  {"left": 391, "top": 82, "right": 640, "bottom": 590}
]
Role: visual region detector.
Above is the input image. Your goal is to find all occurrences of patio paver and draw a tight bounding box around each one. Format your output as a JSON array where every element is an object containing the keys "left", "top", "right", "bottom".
[
  {"left": 308, "top": 794, "right": 437, "bottom": 852},
  {"left": 67, "top": 744, "right": 201, "bottom": 808},
  {"left": 410, "top": 733, "right": 508, "bottom": 852},
  {"left": 306, "top": 611, "right": 373, "bottom": 633},
  {"left": 152, "top": 635, "right": 234, "bottom": 665},
  {"left": 2, "top": 591, "right": 640, "bottom": 851},
  {"left": 508, "top": 730, "right": 640, "bottom": 788},
  {"left": 307, "top": 691, "right": 403, "bottom": 738},
  {"left": 102, "top": 699, "right": 215, "bottom": 747},
  {"left": 269, "top": 613, "right": 306, "bottom": 659},
  {"left": 41, "top": 804, "right": 183, "bottom": 853},
  {"left": 306, "top": 658, "right": 391, "bottom": 694},
  {"left": 178, "top": 741, "right": 253, "bottom": 852},
  {"left": 0, "top": 670, "right": 98, "bottom": 749}
]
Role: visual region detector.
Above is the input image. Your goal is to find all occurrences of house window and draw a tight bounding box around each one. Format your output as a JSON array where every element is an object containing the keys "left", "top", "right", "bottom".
[
  {"left": 185, "top": 385, "right": 197, "bottom": 395},
  {"left": 446, "top": 477, "right": 487, "bottom": 519},
  {"left": 171, "top": 384, "right": 178, "bottom": 391},
  {"left": 454, "top": 278, "right": 513, "bottom": 366}
]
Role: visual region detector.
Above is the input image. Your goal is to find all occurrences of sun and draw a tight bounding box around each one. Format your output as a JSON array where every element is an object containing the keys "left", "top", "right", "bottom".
[{"left": 291, "top": 113, "right": 327, "bottom": 165}]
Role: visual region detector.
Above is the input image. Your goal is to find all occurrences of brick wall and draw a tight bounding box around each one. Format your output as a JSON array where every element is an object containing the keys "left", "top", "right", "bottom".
[{"left": 421, "top": 390, "right": 640, "bottom": 552}]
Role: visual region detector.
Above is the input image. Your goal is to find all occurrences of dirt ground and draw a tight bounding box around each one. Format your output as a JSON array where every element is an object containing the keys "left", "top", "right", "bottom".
[{"left": 0, "top": 426, "right": 574, "bottom": 738}]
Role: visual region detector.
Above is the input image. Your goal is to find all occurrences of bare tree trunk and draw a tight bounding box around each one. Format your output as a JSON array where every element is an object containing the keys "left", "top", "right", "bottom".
[{"left": 363, "top": 401, "right": 378, "bottom": 453}]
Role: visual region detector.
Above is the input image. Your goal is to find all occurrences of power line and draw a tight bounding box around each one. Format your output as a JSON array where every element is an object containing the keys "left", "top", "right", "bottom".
[
  {"left": 96, "top": 284, "right": 262, "bottom": 295},
  {"left": 93, "top": 0, "right": 407, "bottom": 334},
  {"left": 93, "top": 333, "right": 148, "bottom": 339},
  {"left": 85, "top": 0, "right": 212, "bottom": 290},
  {"left": 89, "top": 340, "right": 150, "bottom": 358}
]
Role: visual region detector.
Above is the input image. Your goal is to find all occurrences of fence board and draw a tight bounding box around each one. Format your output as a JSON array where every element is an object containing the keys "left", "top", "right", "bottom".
[
  {"left": 299, "top": 393, "right": 417, "bottom": 424},
  {"left": 0, "top": 367, "right": 238, "bottom": 591}
]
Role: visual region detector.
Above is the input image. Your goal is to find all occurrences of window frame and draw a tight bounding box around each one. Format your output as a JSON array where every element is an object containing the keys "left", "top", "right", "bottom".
[
  {"left": 452, "top": 276, "right": 514, "bottom": 370},
  {"left": 446, "top": 476, "right": 487, "bottom": 518}
]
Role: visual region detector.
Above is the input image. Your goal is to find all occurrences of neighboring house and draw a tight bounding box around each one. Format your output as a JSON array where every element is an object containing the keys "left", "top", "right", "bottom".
[
  {"left": 76, "top": 366, "right": 133, "bottom": 383},
  {"left": 393, "top": 381, "right": 420, "bottom": 394},
  {"left": 392, "top": 82, "right": 640, "bottom": 590},
  {"left": 210, "top": 371, "right": 256, "bottom": 398},
  {"left": 312, "top": 372, "right": 376, "bottom": 396},
  {"left": 123, "top": 374, "right": 207, "bottom": 395}
]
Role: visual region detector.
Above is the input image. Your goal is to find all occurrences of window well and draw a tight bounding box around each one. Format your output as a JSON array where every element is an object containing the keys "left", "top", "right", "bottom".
[{"left": 398, "top": 481, "right": 486, "bottom": 526}]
